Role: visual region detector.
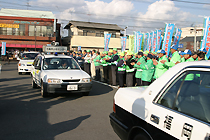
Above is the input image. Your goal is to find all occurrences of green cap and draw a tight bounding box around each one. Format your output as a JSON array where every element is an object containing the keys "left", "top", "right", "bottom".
[
  {"left": 119, "top": 52, "right": 125, "bottom": 56},
  {"left": 109, "top": 49, "right": 113, "bottom": 53},
  {"left": 87, "top": 50, "right": 90, "bottom": 52},
  {"left": 143, "top": 51, "right": 149, "bottom": 54},
  {"left": 127, "top": 51, "right": 133, "bottom": 56},
  {"left": 113, "top": 48, "right": 117, "bottom": 51}
]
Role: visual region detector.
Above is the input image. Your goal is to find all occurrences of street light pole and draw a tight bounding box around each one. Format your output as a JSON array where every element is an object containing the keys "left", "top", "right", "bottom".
[
  {"left": 194, "top": 25, "right": 197, "bottom": 52},
  {"left": 35, "top": 24, "right": 36, "bottom": 51}
]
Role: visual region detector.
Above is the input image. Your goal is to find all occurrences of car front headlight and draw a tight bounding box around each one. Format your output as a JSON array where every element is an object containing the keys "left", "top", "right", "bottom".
[
  {"left": 82, "top": 78, "right": 92, "bottom": 83},
  {"left": 18, "top": 63, "right": 25, "bottom": 66},
  {"left": 48, "top": 79, "right": 62, "bottom": 84}
]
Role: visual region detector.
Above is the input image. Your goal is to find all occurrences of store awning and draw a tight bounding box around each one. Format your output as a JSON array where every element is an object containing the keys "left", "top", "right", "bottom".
[{"left": 0, "top": 44, "right": 43, "bottom": 48}]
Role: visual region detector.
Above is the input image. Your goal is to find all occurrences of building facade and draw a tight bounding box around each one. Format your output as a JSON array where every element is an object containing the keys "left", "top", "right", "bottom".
[
  {"left": 181, "top": 27, "right": 203, "bottom": 38},
  {"left": 0, "top": 8, "right": 61, "bottom": 51},
  {"left": 63, "top": 20, "right": 128, "bottom": 52}
]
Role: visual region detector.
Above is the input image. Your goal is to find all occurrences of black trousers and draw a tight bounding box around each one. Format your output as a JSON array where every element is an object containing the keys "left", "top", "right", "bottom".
[
  {"left": 84, "top": 63, "right": 91, "bottom": 76},
  {"left": 111, "top": 65, "right": 117, "bottom": 86},
  {"left": 108, "top": 65, "right": 112, "bottom": 85},
  {"left": 118, "top": 73, "right": 125, "bottom": 87},
  {"left": 103, "top": 66, "right": 108, "bottom": 83},
  {"left": 136, "top": 78, "right": 142, "bottom": 86},
  {"left": 142, "top": 81, "right": 151, "bottom": 86},
  {"left": 95, "top": 66, "right": 100, "bottom": 81},
  {"left": 126, "top": 72, "right": 134, "bottom": 87}
]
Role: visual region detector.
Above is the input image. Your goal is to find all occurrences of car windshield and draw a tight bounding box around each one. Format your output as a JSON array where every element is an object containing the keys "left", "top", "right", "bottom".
[
  {"left": 43, "top": 58, "right": 80, "bottom": 70},
  {"left": 21, "top": 53, "right": 39, "bottom": 60}
]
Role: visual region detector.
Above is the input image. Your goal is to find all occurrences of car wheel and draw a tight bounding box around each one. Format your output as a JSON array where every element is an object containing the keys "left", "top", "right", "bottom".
[
  {"left": 82, "top": 92, "right": 89, "bottom": 96},
  {"left": 32, "top": 78, "right": 37, "bottom": 88},
  {"left": 41, "top": 82, "right": 48, "bottom": 97},
  {"left": 18, "top": 72, "right": 22, "bottom": 75},
  {"left": 133, "top": 133, "right": 150, "bottom": 140}
]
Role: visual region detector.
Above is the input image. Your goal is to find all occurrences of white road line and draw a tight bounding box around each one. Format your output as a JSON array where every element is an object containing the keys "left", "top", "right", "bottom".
[{"left": 92, "top": 80, "right": 118, "bottom": 89}]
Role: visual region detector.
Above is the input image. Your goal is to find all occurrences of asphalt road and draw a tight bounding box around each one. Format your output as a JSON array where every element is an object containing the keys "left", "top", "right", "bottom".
[{"left": 0, "top": 62, "right": 120, "bottom": 140}]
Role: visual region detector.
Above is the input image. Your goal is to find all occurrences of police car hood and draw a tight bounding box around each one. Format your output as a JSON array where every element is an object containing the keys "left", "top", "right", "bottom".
[
  {"left": 115, "top": 86, "right": 150, "bottom": 119},
  {"left": 44, "top": 70, "right": 90, "bottom": 80},
  {"left": 19, "top": 60, "right": 34, "bottom": 64}
]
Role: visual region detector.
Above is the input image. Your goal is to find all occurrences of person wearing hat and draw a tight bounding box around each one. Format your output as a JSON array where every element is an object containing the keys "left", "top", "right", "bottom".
[
  {"left": 153, "top": 50, "right": 168, "bottom": 79},
  {"left": 199, "top": 48, "right": 208, "bottom": 60},
  {"left": 84, "top": 50, "right": 92, "bottom": 75},
  {"left": 140, "top": 53, "right": 155, "bottom": 86},
  {"left": 93, "top": 51, "right": 101, "bottom": 81},
  {"left": 191, "top": 51, "right": 198, "bottom": 61},
  {"left": 143, "top": 51, "right": 149, "bottom": 61},
  {"left": 106, "top": 48, "right": 119, "bottom": 86},
  {"left": 91, "top": 50, "right": 97, "bottom": 79},
  {"left": 183, "top": 49, "right": 194, "bottom": 62},
  {"left": 76, "top": 50, "right": 84, "bottom": 70},
  {"left": 105, "top": 50, "right": 114, "bottom": 85},
  {"left": 197, "top": 52, "right": 206, "bottom": 61},
  {"left": 116, "top": 52, "right": 126, "bottom": 88},
  {"left": 134, "top": 51, "right": 146, "bottom": 86},
  {"left": 160, "top": 44, "right": 181, "bottom": 68},
  {"left": 180, "top": 52, "right": 185, "bottom": 63},
  {"left": 124, "top": 51, "right": 136, "bottom": 87},
  {"left": 100, "top": 51, "right": 109, "bottom": 83}
]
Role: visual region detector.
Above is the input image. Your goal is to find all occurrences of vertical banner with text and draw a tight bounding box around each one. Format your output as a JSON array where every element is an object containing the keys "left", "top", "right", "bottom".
[
  {"left": 152, "top": 31, "right": 157, "bottom": 52},
  {"left": 173, "top": 28, "right": 182, "bottom": 48},
  {"left": 129, "top": 35, "right": 135, "bottom": 52},
  {"left": 78, "top": 46, "right": 81, "bottom": 51},
  {"left": 200, "top": 17, "right": 210, "bottom": 59},
  {"left": 104, "top": 33, "right": 112, "bottom": 51},
  {"left": 135, "top": 31, "right": 143, "bottom": 53},
  {"left": 156, "top": 30, "right": 162, "bottom": 52},
  {"left": 148, "top": 32, "right": 153, "bottom": 52},
  {"left": 1, "top": 42, "right": 6, "bottom": 56},
  {"left": 162, "top": 23, "right": 175, "bottom": 56},
  {"left": 143, "top": 33, "right": 149, "bottom": 51},
  {"left": 121, "top": 36, "right": 127, "bottom": 52}
]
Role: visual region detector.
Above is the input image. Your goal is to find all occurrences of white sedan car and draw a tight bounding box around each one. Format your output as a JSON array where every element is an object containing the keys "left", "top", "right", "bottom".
[
  {"left": 18, "top": 51, "right": 39, "bottom": 74},
  {"left": 31, "top": 54, "right": 92, "bottom": 97}
]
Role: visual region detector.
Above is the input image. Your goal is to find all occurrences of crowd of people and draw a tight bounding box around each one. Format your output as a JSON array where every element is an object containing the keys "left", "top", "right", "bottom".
[{"left": 69, "top": 45, "right": 209, "bottom": 88}]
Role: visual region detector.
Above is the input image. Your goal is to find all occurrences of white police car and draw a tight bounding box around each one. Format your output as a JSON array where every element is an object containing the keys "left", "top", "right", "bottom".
[
  {"left": 31, "top": 46, "right": 92, "bottom": 97},
  {"left": 18, "top": 51, "right": 39, "bottom": 74},
  {"left": 110, "top": 61, "right": 210, "bottom": 140}
]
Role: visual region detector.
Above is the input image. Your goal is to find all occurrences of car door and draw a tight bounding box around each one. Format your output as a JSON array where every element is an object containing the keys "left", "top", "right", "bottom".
[
  {"left": 149, "top": 69, "right": 210, "bottom": 140},
  {"left": 34, "top": 57, "right": 42, "bottom": 87}
]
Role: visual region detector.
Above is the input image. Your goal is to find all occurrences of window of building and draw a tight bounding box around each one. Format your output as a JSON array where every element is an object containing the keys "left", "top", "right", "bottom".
[
  {"left": 83, "top": 30, "right": 87, "bottom": 36},
  {"left": 29, "top": 25, "right": 53, "bottom": 37},
  {"left": 0, "top": 24, "right": 25, "bottom": 36}
]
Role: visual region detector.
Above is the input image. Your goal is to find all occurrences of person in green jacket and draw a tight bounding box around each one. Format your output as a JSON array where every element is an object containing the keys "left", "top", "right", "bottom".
[
  {"left": 191, "top": 51, "right": 198, "bottom": 61},
  {"left": 153, "top": 50, "right": 169, "bottom": 79},
  {"left": 199, "top": 48, "right": 208, "bottom": 60},
  {"left": 100, "top": 51, "right": 109, "bottom": 83},
  {"left": 93, "top": 51, "right": 101, "bottom": 81},
  {"left": 140, "top": 54, "right": 155, "bottom": 86},
  {"left": 180, "top": 52, "right": 185, "bottom": 63},
  {"left": 183, "top": 49, "right": 194, "bottom": 62},
  {"left": 134, "top": 52, "right": 146, "bottom": 86},
  {"left": 161, "top": 44, "right": 181, "bottom": 68}
]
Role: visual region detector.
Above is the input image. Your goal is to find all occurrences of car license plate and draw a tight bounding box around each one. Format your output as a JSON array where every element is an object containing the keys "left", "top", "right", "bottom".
[{"left": 67, "top": 85, "right": 78, "bottom": 91}]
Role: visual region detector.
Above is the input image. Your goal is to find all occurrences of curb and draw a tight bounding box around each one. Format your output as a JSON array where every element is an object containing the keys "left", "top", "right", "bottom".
[{"left": 92, "top": 80, "right": 118, "bottom": 89}]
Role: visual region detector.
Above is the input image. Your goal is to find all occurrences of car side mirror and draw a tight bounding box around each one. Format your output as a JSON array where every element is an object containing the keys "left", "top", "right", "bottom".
[{"left": 35, "top": 66, "right": 41, "bottom": 70}]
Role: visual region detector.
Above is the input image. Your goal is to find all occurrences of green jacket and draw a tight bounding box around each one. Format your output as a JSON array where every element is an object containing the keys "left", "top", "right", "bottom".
[
  {"left": 154, "top": 55, "right": 168, "bottom": 79},
  {"left": 186, "top": 57, "right": 194, "bottom": 62},
  {"left": 93, "top": 55, "right": 101, "bottom": 66},
  {"left": 164, "top": 51, "right": 181, "bottom": 68},
  {"left": 141, "top": 59, "right": 155, "bottom": 82},
  {"left": 205, "top": 54, "right": 208, "bottom": 60},
  {"left": 181, "top": 57, "right": 185, "bottom": 63},
  {"left": 134, "top": 57, "right": 146, "bottom": 78},
  {"left": 101, "top": 55, "right": 109, "bottom": 66}
]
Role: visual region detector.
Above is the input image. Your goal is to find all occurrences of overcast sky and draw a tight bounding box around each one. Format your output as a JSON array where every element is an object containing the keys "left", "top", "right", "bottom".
[{"left": 1, "top": 0, "right": 210, "bottom": 36}]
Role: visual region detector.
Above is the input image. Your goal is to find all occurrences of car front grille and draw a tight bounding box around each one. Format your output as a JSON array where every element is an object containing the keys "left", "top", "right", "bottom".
[
  {"left": 62, "top": 79, "right": 80, "bottom": 82},
  {"left": 27, "top": 64, "right": 32, "bottom": 66}
]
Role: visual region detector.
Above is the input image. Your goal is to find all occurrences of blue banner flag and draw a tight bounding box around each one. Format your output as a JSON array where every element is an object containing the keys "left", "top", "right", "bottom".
[
  {"left": 78, "top": 46, "right": 81, "bottom": 51},
  {"left": 156, "top": 30, "right": 162, "bottom": 52},
  {"left": 121, "top": 36, "right": 127, "bottom": 52},
  {"left": 162, "top": 23, "right": 175, "bottom": 56},
  {"left": 1, "top": 42, "right": 6, "bottom": 56},
  {"left": 104, "top": 33, "right": 111, "bottom": 51},
  {"left": 148, "top": 32, "right": 153, "bottom": 52},
  {"left": 143, "top": 33, "right": 149, "bottom": 51},
  {"left": 152, "top": 31, "right": 157, "bottom": 52},
  {"left": 173, "top": 28, "right": 182, "bottom": 48},
  {"left": 134, "top": 31, "right": 143, "bottom": 53},
  {"left": 200, "top": 17, "right": 210, "bottom": 59}
]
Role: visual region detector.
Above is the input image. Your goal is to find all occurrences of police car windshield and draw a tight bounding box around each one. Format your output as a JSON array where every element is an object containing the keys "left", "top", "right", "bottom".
[
  {"left": 43, "top": 58, "right": 80, "bottom": 70},
  {"left": 21, "top": 53, "right": 39, "bottom": 60}
]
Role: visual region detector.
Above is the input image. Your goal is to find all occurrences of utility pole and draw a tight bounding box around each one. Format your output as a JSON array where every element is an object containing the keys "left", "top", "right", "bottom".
[
  {"left": 27, "top": 0, "right": 30, "bottom": 10},
  {"left": 194, "top": 24, "right": 197, "bottom": 52},
  {"left": 35, "top": 23, "right": 36, "bottom": 51}
]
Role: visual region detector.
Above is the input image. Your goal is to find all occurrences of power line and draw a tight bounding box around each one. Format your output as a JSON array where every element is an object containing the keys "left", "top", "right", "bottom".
[{"left": 171, "top": 0, "right": 210, "bottom": 5}]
